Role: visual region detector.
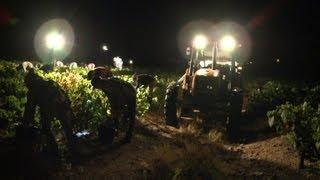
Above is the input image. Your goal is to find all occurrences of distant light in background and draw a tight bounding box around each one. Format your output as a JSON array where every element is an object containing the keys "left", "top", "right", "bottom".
[
  {"left": 193, "top": 34, "right": 208, "bottom": 50},
  {"left": 276, "top": 58, "right": 280, "bottom": 63},
  {"left": 34, "top": 19, "right": 74, "bottom": 64},
  {"left": 220, "top": 35, "right": 236, "bottom": 52},
  {"left": 129, "top": 59, "right": 133, "bottom": 64},
  {"left": 102, "top": 44, "right": 108, "bottom": 51}
]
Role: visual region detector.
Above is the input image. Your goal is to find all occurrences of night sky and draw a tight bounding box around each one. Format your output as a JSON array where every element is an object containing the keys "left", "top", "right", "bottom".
[{"left": 0, "top": 0, "right": 319, "bottom": 72}]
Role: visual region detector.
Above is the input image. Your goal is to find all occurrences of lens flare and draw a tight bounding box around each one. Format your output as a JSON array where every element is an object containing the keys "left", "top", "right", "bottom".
[
  {"left": 177, "top": 20, "right": 212, "bottom": 59},
  {"left": 220, "top": 35, "right": 236, "bottom": 52},
  {"left": 34, "top": 18, "right": 74, "bottom": 63},
  {"left": 193, "top": 35, "right": 208, "bottom": 50},
  {"left": 45, "top": 32, "right": 65, "bottom": 50}
]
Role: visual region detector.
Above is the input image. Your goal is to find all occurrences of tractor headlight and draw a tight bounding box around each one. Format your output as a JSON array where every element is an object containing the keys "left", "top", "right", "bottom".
[
  {"left": 193, "top": 35, "right": 208, "bottom": 50},
  {"left": 220, "top": 35, "right": 236, "bottom": 52}
]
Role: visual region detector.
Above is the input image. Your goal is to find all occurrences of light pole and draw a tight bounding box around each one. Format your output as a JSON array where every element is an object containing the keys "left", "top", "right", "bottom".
[{"left": 45, "top": 31, "right": 65, "bottom": 65}]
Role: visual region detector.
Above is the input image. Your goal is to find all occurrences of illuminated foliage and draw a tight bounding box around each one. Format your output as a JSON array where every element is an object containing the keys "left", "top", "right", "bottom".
[
  {"left": 247, "top": 81, "right": 301, "bottom": 116},
  {"left": 37, "top": 67, "right": 153, "bottom": 132},
  {"left": 0, "top": 61, "right": 158, "bottom": 136},
  {"left": 267, "top": 102, "right": 320, "bottom": 161},
  {"left": 0, "top": 61, "right": 27, "bottom": 136}
]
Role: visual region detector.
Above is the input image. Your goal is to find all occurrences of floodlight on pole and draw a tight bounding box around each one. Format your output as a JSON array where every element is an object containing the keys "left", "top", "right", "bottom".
[
  {"left": 193, "top": 34, "right": 208, "bottom": 50},
  {"left": 220, "top": 35, "right": 236, "bottom": 52},
  {"left": 45, "top": 32, "right": 65, "bottom": 50}
]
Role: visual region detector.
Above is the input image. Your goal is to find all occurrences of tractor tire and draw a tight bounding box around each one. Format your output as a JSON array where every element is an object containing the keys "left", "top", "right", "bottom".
[
  {"left": 164, "top": 82, "right": 180, "bottom": 127},
  {"left": 227, "top": 90, "right": 243, "bottom": 142}
]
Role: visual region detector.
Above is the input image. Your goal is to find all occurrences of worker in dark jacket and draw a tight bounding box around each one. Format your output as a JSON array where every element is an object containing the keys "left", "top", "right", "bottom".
[
  {"left": 88, "top": 68, "right": 136, "bottom": 143},
  {"left": 23, "top": 70, "right": 76, "bottom": 156}
]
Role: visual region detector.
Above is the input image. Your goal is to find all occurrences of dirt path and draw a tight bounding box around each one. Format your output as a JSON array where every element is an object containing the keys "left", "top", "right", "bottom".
[{"left": 51, "top": 112, "right": 319, "bottom": 179}]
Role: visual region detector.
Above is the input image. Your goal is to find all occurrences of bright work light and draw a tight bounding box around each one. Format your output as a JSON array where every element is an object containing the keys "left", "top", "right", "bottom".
[
  {"left": 45, "top": 32, "right": 65, "bottom": 50},
  {"left": 193, "top": 35, "right": 208, "bottom": 50},
  {"left": 220, "top": 35, "right": 236, "bottom": 52}
]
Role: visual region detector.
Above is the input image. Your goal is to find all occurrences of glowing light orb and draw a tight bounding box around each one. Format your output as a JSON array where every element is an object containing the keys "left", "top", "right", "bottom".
[
  {"left": 129, "top": 60, "right": 133, "bottom": 64},
  {"left": 193, "top": 35, "right": 208, "bottom": 50},
  {"left": 46, "top": 32, "right": 65, "bottom": 50},
  {"left": 220, "top": 35, "right": 236, "bottom": 52},
  {"left": 34, "top": 18, "right": 74, "bottom": 63},
  {"left": 102, "top": 45, "right": 108, "bottom": 51}
]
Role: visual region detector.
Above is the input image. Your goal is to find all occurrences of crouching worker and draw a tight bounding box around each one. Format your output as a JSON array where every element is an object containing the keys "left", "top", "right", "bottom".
[
  {"left": 88, "top": 67, "right": 136, "bottom": 144},
  {"left": 22, "top": 69, "right": 76, "bottom": 157}
]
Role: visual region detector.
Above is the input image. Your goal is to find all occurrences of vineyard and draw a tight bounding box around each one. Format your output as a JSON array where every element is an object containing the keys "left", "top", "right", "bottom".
[
  {"left": 1, "top": 60, "right": 320, "bottom": 178},
  {"left": 1, "top": 62, "right": 140, "bottom": 135}
]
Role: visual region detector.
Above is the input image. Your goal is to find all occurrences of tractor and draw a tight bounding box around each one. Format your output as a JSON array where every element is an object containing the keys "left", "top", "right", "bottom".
[{"left": 164, "top": 35, "right": 243, "bottom": 141}]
